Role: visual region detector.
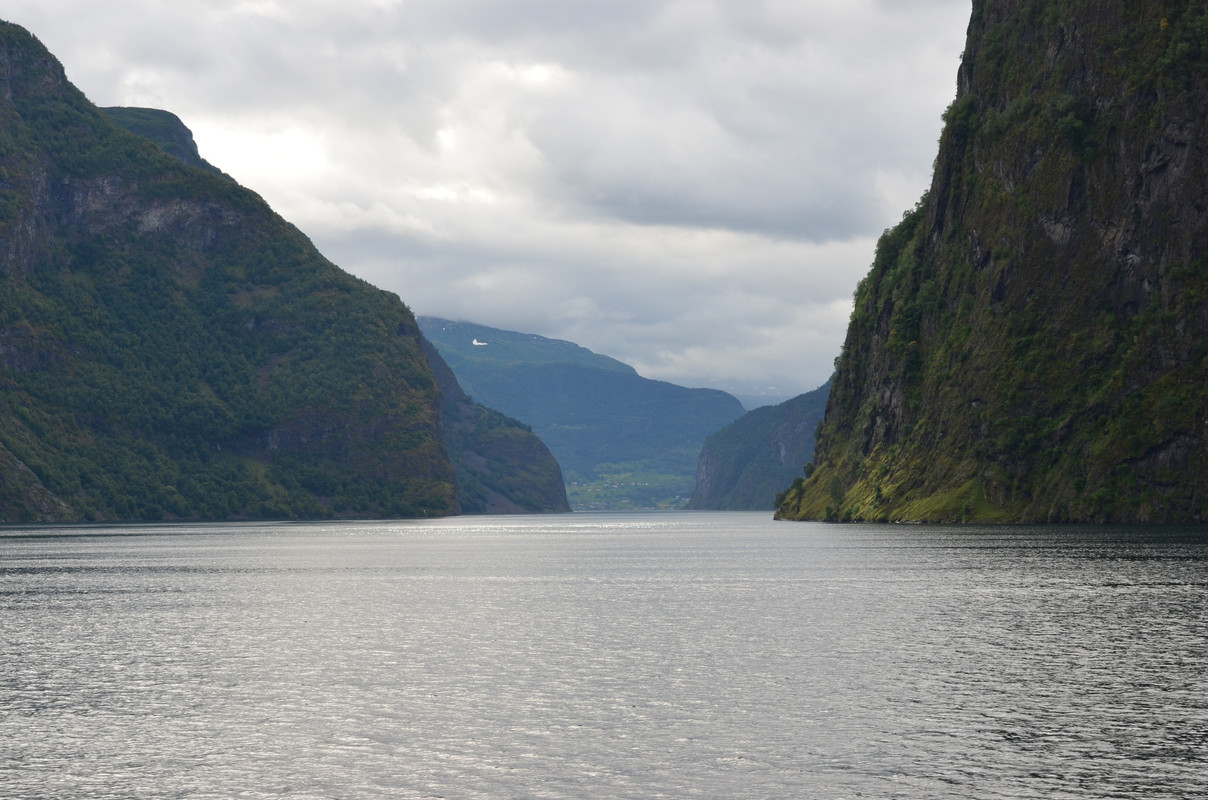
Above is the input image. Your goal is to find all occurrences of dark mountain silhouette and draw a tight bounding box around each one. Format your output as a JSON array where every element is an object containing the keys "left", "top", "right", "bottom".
[{"left": 688, "top": 380, "right": 829, "bottom": 510}]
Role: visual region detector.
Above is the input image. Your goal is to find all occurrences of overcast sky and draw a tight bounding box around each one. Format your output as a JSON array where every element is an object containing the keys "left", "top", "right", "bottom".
[{"left": 6, "top": 0, "right": 970, "bottom": 402}]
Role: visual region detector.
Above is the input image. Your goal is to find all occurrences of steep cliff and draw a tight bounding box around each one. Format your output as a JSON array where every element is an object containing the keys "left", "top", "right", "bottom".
[
  {"left": 0, "top": 21, "right": 529, "bottom": 521},
  {"left": 688, "top": 380, "right": 830, "bottom": 510},
  {"left": 777, "top": 1, "right": 1208, "bottom": 523}
]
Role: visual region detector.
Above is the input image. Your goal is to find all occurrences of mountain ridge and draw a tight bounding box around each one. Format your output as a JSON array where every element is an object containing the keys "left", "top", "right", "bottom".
[
  {"left": 101, "top": 106, "right": 230, "bottom": 178},
  {"left": 419, "top": 316, "right": 745, "bottom": 509}
]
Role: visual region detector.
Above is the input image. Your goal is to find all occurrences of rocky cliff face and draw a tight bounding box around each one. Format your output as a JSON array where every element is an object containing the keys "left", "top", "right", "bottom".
[
  {"left": 0, "top": 21, "right": 563, "bottom": 521},
  {"left": 777, "top": 0, "right": 1208, "bottom": 523}
]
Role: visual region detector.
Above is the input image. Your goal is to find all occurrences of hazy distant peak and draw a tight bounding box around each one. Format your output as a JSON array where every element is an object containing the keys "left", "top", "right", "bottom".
[{"left": 418, "top": 316, "right": 636, "bottom": 374}]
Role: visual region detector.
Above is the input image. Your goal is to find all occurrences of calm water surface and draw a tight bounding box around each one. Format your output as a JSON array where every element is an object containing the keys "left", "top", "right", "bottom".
[{"left": 2, "top": 512, "right": 1206, "bottom": 799}]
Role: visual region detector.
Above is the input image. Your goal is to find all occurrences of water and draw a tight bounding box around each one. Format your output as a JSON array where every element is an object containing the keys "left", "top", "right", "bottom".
[{"left": 2, "top": 512, "right": 1206, "bottom": 799}]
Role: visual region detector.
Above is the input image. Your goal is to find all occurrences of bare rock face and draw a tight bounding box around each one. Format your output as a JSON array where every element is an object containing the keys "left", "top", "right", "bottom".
[{"left": 779, "top": 0, "right": 1208, "bottom": 523}]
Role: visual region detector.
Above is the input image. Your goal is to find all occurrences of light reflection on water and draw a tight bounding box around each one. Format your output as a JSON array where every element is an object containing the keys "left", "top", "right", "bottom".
[{"left": 2, "top": 513, "right": 1206, "bottom": 799}]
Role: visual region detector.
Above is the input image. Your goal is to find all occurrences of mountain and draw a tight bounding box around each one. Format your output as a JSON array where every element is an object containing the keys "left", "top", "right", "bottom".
[
  {"left": 0, "top": 21, "right": 564, "bottom": 521},
  {"left": 687, "top": 379, "right": 830, "bottom": 510},
  {"left": 418, "top": 317, "right": 746, "bottom": 509},
  {"left": 100, "top": 106, "right": 567, "bottom": 515},
  {"left": 101, "top": 107, "right": 228, "bottom": 177},
  {"left": 421, "top": 338, "right": 570, "bottom": 514},
  {"left": 777, "top": 1, "right": 1208, "bottom": 523}
]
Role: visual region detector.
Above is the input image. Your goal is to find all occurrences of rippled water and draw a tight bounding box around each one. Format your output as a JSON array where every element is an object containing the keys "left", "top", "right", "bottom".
[{"left": 2, "top": 513, "right": 1206, "bottom": 799}]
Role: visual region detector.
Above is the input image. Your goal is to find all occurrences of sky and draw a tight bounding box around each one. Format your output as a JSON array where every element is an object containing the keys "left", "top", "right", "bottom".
[{"left": 5, "top": 0, "right": 971, "bottom": 403}]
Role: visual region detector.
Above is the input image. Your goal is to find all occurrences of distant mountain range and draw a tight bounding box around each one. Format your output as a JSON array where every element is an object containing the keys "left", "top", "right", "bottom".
[
  {"left": 419, "top": 317, "right": 746, "bottom": 509},
  {"left": 0, "top": 20, "right": 566, "bottom": 521},
  {"left": 688, "top": 379, "right": 830, "bottom": 510}
]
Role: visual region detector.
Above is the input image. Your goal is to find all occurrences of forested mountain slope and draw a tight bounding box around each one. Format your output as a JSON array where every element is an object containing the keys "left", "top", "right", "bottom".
[
  {"left": 420, "top": 317, "right": 745, "bottom": 509},
  {"left": 0, "top": 21, "right": 563, "bottom": 521},
  {"left": 421, "top": 338, "right": 569, "bottom": 513},
  {"left": 777, "top": 1, "right": 1208, "bottom": 523},
  {"left": 688, "top": 380, "right": 829, "bottom": 510},
  {"left": 102, "top": 106, "right": 229, "bottom": 177}
]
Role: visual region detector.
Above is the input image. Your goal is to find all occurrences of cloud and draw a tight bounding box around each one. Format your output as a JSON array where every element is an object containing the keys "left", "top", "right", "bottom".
[{"left": 4, "top": 0, "right": 971, "bottom": 397}]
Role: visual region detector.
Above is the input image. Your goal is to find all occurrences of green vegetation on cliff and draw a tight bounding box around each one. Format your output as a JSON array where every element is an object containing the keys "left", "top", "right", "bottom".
[
  {"left": 778, "top": 0, "right": 1208, "bottom": 524},
  {"left": 101, "top": 107, "right": 228, "bottom": 177},
  {"left": 0, "top": 21, "right": 561, "bottom": 521}
]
